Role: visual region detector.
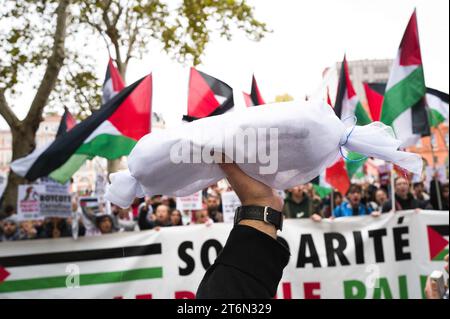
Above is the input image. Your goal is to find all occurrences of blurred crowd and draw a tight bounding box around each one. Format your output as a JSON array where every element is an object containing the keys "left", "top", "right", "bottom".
[{"left": 0, "top": 174, "right": 448, "bottom": 242}]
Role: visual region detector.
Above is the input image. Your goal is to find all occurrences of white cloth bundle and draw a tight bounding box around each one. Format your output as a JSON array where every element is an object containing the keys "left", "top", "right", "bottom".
[{"left": 106, "top": 100, "right": 422, "bottom": 208}]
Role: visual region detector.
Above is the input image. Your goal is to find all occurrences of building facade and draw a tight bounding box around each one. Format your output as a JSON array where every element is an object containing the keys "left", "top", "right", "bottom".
[
  {"left": 335, "top": 58, "right": 393, "bottom": 102},
  {"left": 407, "top": 124, "right": 449, "bottom": 167}
]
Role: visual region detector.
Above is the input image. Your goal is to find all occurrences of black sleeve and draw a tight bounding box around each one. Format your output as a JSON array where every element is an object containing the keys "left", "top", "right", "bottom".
[
  {"left": 138, "top": 206, "right": 155, "bottom": 230},
  {"left": 196, "top": 225, "right": 290, "bottom": 299}
]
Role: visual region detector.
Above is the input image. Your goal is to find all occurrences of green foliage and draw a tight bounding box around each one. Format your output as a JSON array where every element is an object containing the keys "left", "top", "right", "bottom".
[
  {"left": 76, "top": 0, "right": 269, "bottom": 67},
  {"left": 0, "top": 0, "right": 55, "bottom": 95},
  {"left": 1, "top": 0, "right": 268, "bottom": 118}
]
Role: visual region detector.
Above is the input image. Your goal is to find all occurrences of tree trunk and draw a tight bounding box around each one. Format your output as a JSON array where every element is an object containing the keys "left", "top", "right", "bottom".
[
  {"left": 107, "top": 157, "right": 122, "bottom": 175},
  {"left": 0, "top": 0, "right": 70, "bottom": 212},
  {"left": 1, "top": 125, "right": 37, "bottom": 210}
]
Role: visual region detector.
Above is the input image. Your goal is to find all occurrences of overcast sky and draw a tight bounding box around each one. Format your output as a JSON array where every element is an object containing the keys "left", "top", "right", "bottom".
[{"left": 1, "top": 0, "right": 448, "bottom": 130}]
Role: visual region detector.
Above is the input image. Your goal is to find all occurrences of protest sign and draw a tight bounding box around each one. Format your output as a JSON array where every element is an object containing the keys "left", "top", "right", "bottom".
[
  {"left": 17, "top": 185, "right": 44, "bottom": 220},
  {"left": 95, "top": 173, "right": 106, "bottom": 197},
  {"left": 37, "top": 177, "right": 71, "bottom": 218},
  {"left": 176, "top": 191, "right": 203, "bottom": 211},
  {"left": 220, "top": 191, "right": 241, "bottom": 223}
]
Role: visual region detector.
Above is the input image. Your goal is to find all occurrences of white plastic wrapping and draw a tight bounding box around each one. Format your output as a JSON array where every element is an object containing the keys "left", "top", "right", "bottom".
[{"left": 105, "top": 100, "right": 422, "bottom": 208}]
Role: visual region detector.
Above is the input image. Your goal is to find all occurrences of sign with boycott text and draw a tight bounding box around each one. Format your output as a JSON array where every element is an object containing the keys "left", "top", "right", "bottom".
[
  {"left": 38, "top": 177, "right": 71, "bottom": 218},
  {"left": 176, "top": 191, "right": 203, "bottom": 211},
  {"left": 0, "top": 210, "right": 447, "bottom": 299},
  {"left": 17, "top": 179, "right": 71, "bottom": 220}
]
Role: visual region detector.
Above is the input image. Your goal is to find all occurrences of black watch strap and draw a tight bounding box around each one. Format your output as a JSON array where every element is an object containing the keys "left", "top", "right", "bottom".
[{"left": 234, "top": 205, "right": 283, "bottom": 231}]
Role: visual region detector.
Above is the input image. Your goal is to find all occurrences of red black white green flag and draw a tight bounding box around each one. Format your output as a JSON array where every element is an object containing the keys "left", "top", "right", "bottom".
[
  {"left": 11, "top": 75, "right": 152, "bottom": 182},
  {"left": 102, "top": 57, "right": 126, "bottom": 104},
  {"left": 380, "top": 9, "right": 430, "bottom": 147},
  {"left": 243, "top": 74, "right": 265, "bottom": 107},
  {"left": 49, "top": 59, "right": 128, "bottom": 183},
  {"left": 55, "top": 107, "right": 77, "bottom": 137},
  {"left": 182, "top": 68, "right": 234, "bottom": 122},
  {"left": 427, "top": 225, "right": 449, "bottom": 261},
  {"left": 364, "top": 82, "right": 448, "bottom": 128},
  {"left": 363, "top": 82, "right": 386, "bottom": 122},
  {"left": 334, "top": 55, "right": 372, "bottom": 126}
]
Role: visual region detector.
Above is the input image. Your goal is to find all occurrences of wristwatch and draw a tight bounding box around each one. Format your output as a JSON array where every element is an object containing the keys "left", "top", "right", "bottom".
[{"left": 234, "top": 205, "right": 283, "bottom": 231}]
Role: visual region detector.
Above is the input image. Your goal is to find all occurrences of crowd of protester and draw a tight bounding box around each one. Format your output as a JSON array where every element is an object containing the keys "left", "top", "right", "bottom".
[{"left": 0, "top": 173, "right": 448, "bottom": 242}]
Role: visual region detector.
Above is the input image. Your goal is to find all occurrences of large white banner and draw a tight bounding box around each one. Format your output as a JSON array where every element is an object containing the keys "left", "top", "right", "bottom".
[{"left": 0, "top": 210, "right": 448, "bottom": 299}]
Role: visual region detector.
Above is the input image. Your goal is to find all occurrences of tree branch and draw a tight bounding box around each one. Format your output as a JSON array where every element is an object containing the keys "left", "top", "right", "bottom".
[
  {"left": 25, "top": 0, "right": 71, "bottom": 128},
  {"left": 85, "top": 19, "right": 112, "bottom": 56},
  {"left": 65, "top": 68, "right": 97, "bottom": 114},
  {"left": 112, "top": 2, "right": 123, "bottom": 27},
  {"left": 102, "top": 0, "right": 123, "bottom": 76},
  {"left": 125, "top": 23, "right": 139, "bottom": 64},
  {"left": 0, "top": 90, "right": 20, "bottom": 128}
]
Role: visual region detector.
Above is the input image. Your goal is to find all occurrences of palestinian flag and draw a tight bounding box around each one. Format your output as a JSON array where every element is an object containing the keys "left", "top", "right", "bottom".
[
  {"left": 102, "top": 57, "right": 125, "bottom": 104},
  {"left": 363, "top": 82, "right": 386, "bottom": 122},
  {"left": 325, "top": 158, "right": 350, "bottom": 195},
  {"left": 7, "top": 107, "right": 76, "bottom": 183},
  {"left": 309, "top": 174, "right": 332, "bottom": 199},
  {"left": 11, "top": 75, "right": 152, "bottom": 181},
  {"left": 326, "top": 86, "right": 333, "bottom": 107},
  {"left": 243, "top": 75, "right": 265, "bottom": 107},
  {"left": 380, "top": 10, "right": 430, "bottom": 147},
  {"left": 334, "top": 55, "right": 372, "bottom": 125},
  {"left": 49, "top": 108, "right": 82, "bottom": 183},
  {"left": 49, "top": 59, "right": 127, "bottom": 183},
  {"left": 182, "top": 68, "right": 234, "bottom": 122},
  {"left": 55, "top": 107, "right": 76, "bottom": 137},
  {"left": 426, "top": 88, "right": 449, "bottom": 127},
  {"left": 334, "top": 56, "right": 371, "bottom": 178},
  {"left": 364, "top": 83, "right": 448, "bottom": 128},
  {"left": 427, "top": 225, "right": 449, "bottom": 261}
]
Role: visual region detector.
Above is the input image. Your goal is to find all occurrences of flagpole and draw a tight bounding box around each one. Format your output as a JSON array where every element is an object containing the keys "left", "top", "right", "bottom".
[
  {"left": 390, "top": 167, "right": 396, "bottom": 213},
  {"left": 330, "top": 189, "right": 335, "bottom": 217},
  {"left": 427, "top": 100, "right": 449, "bottom": 153},
  {"left": 425, "top": 98, "right": 445, "bottom": 210},
  {"left": 428, "top": 137, "right": 443, "bottom": 210},
  {"left": 435, "top": 125, "right": 449, "bottom": 153}
]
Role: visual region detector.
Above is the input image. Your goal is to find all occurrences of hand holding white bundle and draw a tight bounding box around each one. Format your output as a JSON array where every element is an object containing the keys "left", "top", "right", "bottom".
[{"left": 105, "top": 100, "right": 422, "bottom": 208}]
